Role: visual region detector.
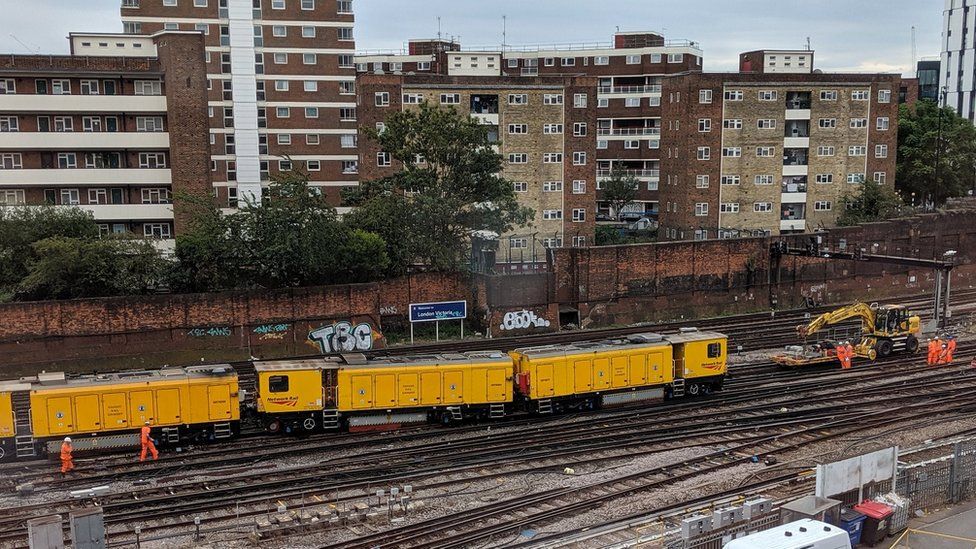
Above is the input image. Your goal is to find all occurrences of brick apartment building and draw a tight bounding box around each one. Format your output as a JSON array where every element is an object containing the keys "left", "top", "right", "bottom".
[
  {"left": 121, "top": 0, "right": 358, "bottom": 208},
  {"left": 658, "top": 66, "right": 903, "bottom": 240},
  {"left": 356, "top": 32, "right": 703, "bottom": 222},
  {"left": 0, "top": 31, "right": 211, "bottom": 249},
  {"left": 358, "top": 70, "right": 598, "bottom": 267}
]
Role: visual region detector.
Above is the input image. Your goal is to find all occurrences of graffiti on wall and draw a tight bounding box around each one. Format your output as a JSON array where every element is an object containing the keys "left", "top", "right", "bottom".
[
  {"left": 252, "top": 323, "right": 291, "bottom": 341},
  {"left": 308, "top": 321, "right": 379, "bottom": 353},
  {"left": 499, "top": 310, "right": 551, "bottom": 331},
  {"left": 186, "top": 327, "right": 232, "bottom": 337}
]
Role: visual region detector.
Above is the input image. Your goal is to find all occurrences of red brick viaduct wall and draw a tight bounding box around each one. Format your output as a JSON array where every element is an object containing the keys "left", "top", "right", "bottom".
[{"left": 1, "top": 207, "right": 974, "bottom": 374}]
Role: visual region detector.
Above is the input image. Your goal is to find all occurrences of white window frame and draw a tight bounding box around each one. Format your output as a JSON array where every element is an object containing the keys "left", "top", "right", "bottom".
[
  {"left": 695, "top": 203, "right": 709, "bottom": 217},
  {"left": 375, "top": 91, "right": 390, "bottom": 107},
  {"left": 697, "top": 147, "right": 710, "bottom": 160},
  {"left": 508, "top": 124, "right": 528, "bottom": 134},
  {"left": 572, "top": 180, "right": 586, "bottom": 194},
  {"left": 699, "top": 89, "right": 712, "bottom": 104},
  {"left": 696, "top": 175, "right": 710, "bottom": 189}
]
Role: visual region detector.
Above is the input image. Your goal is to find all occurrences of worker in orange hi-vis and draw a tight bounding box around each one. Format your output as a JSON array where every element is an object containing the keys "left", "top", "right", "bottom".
[
  {"left": 140, "top": 421, "right": 159, "bottom": 462},
  {"left": 945, "top": 336, "right": 957, "bottom": 364},
  {"left": 845, "top": 342, "right": 855, "bottom": 368},
  {"left": 938, "top": 341, "right": 949, "bottom": 366},
  {"left": 60, "top": 437, "right": 74, "bottom": 476},
  {"left": 927, "top": 338, "right": 939, "bottom": 365},
  {"left": 834, "top": 343, "right": 847, "bottom": 368}
]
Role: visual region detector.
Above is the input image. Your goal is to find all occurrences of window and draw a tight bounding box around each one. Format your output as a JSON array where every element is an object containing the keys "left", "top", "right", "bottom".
[
  {"left": 0, "top": 116, "right": 17, "bottom": 132},
  {"left": 340, "top": 108, "right": 356, "bottom": 121},
  {"left": 507, "top": 58, "right": 518, "bottom": 69},
  {"left": 402, "top": 93, "right": 423, "bottom": 104},
  {"left": 131, "top": 81, "right": 162, "bottom": 98},
  {"left": 851, "top": 90, "right": 869, "bottom": 101},
  {"left": 508, "top": 153, "right": 528, "bottom": 164},
  {"left": 572, "top": 180, "right": 586, "bottom": 194},
  {"left": 277, "top": 133, "right": 292, "bottom": 145},
  {"left": 138, "top": 152, "right": 166, "bottom": 168},
  {"left": 60, "top": 189, "right": 80, "bottom": 204},
  {"left": 598, "top": 98, "right": 609, "bottom": 108},
  {"left": 123, "top": 22, "right": 142, "bottom": 34},
  {"left": 699, "top": 89, "right": 712, "bottom": 104},
  {"left": 624, "top": 54, "right": 641, "bottom": 65},
  {"left": 597, "top": 140, "right": 608, "bottom": 149},
  {"left": 696, "top": 175, "right": 710, "bottom": 189},
  {"left": 194, "top": 0, "right": 207, "bottom": 5},
  {"left": 302, "top": 81, "right": 318, "bottom": 93},
  {"left": 376, "top": 152, "right": 391, "bottom": 167},
  {"left": 573, "top": 152, "right": 586, "bottom": 165},
  {"left": 721, "top": 175, "right": 740, "bottom": 186},
  {"left": 698, "top": 119, "right": 711, "bottom": 132},
  {"left": 302, "top": 26, "right": 316, "bottom": 38},
  {"left": 82, "top": 116, "right": 101, "bottom": 132},
  {"left": 86, "top": 188, "right": 107, "bottom": 205},
  {"left": 272, "top": 53, "right": 288, "bottom": 65},
  {"left": 875, "top": 144, "right": 889, "bottom": 158},
  {"left": 272, "top": 25, "right": 286, "bottom": 37},
  {"left": 0, "top": 189, "right": 25, "bottom": 205},
  {"left": 543, "top": 123, "right": 563, "bottom": 134},
  {"left": 572, "top": 208, "right": 586, "bottom": 222},
  {"left": 337, "top": 0, "right": 352, "bottom": 12},
  {"left": 874, "top": 171, "right": 887, "bottom": 184},
  {"left": 303, "top": 53, "right": 317, "bottom": 65},
  {"left": 695, "top": 203, "right": 709, "bottom": 216},
  {"left": 878, "top": 89, "right": 892, "bottom": 103},
  {"left": 722, "top": 147, "right": 742, "bottom": 157},
  {"left": 276, "top": 107, "right": 290, "bottom": 118},
  {"left": 543, "top": 153, "right": 563, "bottom": 163},
  {"left": 720, "top": 202, "right": 740, "bottom": 213},
  {"left": 337, "top": 27, "right": 353, "bottom": 41},
  {"left": 440, "top": 93, "right": 460, "bottom": 104},
  {"left": 80, "top": 80, "right": 99, "bottom": 95},
  {"left": 624, "top": 140, "right": 640, "bottom": 149},
  {"left": 816, "top": 174, "right": 833, "bottom": 184},
  {"left": 754, "top": 202, "right": 772, "bottom": 213},
  {"left": 848, "top": 146, "right": 867, "bottom": 156},
  {"left": 562, "top": 57, "right": 576, "bottom": 66},
  {"left": 697, "top": 147, "right": 711, "bottom": 160},
  {"left": 52, "top": 116, "right": 73, "bottom": 132},
  {"left": 306, "top": 134, "right": 320, "bottom": 145},
  {"left": 542, "top": 209, "right": 563, "bottom": 220},
  {"left": 850, "top": 118, "right": 868, "bottom": 128},
  {"left": 508, "top": 94, "right": 527, "bottom": 105},
  {"left": 754, "top": 175, "right": 774, "bottom": 185},
  {"left": 757, "top": 119, "right": 776, "bottom": 129},
  {"left": 594, "top": 56, "right": 609, "bottom": 65},
  {"left": 543, "top": 57, "right": 555, "bottom": 67},
  {"left": 305, "top": 107, "right": 319, "bottom": 118},
  {"left": 0, "top": 152, "right": 22, "bottom": 170},
  {"left": 306, "top": 160, "right": 321, "bottom": 171},
  {"left": 543, "top": 181, "right": 563, "bottom": 192},
  {"left": 301, "top": 0, "right": 314, "bottom": 9},
  {"left": 667, "top": 53, "right": 683, "bottom": 63},
  {"left": 573, "top": 93, "right": 587, "bottom": 108},
  {"left": 163, "top": 0, "right": 176, "bottom": 4},
  {"left": 543, "top": 94, "right": 563, "bottom": 105},
  {"left": 542, "top": 237, "right": 562, "bottom": 248},
  {"left": 818, "top": 118, "right": 836, "bottom": 129},
  {"left": 52, "top": 80, "right": 70, "bottom": 95},
  {"left": 513, "top": 181, "right": 528, "bottom": 193},
  {"left": 509, "top": 238, "right": 527, "bottom": 249},
  {"left": 375, "top": 92, "right": 390, "bottom": 106},
  {"left": 723, "top": 119, "right": 742, "bottom": 129},
  {"left": 820, "top": 90, "right": 838, "bottom": 101},
  {"left": 724, "top": 90, "right": 743, "bottom": 101},
  {"left": 877, "top": 117, "right": 890, "bottom": 130},
  {"left": 340, "top": 134, "right": 356, "bottom": 148},
  {"left": 650, "top": 53, "right": 662, "bottom": 63},
  {"left": 625, "top": 97, "right": 641, "bottom": 107},
  {"left": 508, "top": 124, "right": 528, "bottom": 134},
  {"left": 341, "top": 160, "right": 357, "bottom": 174},
  {"left": 0, "top": 79, "right": 15, "bottom": 94},
  {"left": 758, "top": 90, "right": 777, "bottom": 101},
  {"left": 136, "top": 116, "right": 163, "bottom": 132},
  {"left": 572, "top": 236, "right": 586, "bottom": 248},
  {"left": 847, "top": 173, "right": 865, "bottom": 183},
  {"left": 57, "top": 153, "right": 78, "bottom": 168},
  {"left": 573, "top": 122, "right": 587, "bottom": 137},
  {"left": 274, "top": 80, "right": 289, "bottom": 92}
]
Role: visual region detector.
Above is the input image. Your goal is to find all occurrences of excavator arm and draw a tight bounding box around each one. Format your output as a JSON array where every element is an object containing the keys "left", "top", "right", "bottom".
[{"left": 798, "top": 302, "right": 876, "bottom": 338}]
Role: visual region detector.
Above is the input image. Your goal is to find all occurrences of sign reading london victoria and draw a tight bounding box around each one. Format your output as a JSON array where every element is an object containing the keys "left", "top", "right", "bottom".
[{"left": 409, "top": 301, "right": 467, "bottom": 323}]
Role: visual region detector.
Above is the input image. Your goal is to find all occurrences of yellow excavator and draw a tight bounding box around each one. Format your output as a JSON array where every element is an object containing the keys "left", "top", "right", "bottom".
[{"left": 772, "top": 302, "right": 921, "bottom": 366}]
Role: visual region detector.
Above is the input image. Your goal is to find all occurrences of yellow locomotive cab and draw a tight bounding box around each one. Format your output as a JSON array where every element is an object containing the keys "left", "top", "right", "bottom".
[
  {"left": 254, "top": 359, "right": 339, "bottom": 414},
  {"left": 666, "top": 330, "right": 727, "bottom": 379}
]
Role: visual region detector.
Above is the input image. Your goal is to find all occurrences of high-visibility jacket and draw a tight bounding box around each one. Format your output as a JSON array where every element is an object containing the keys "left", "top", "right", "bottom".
[
  {"left": 60, "top": 442, "right": 72, "bottom": 460},
  {"left": 140, "top": 425, "right": 151, "bottom": 444}
]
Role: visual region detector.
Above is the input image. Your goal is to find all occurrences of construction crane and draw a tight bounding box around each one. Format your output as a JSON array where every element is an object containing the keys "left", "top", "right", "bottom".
[{"left": 798, "top": 302, "right": 921, "bottom": 358}]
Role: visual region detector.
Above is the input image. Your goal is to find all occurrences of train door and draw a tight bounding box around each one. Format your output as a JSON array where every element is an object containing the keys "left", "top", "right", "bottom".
[
  {"left": 374, "top": 374, "right": 396, "bottom": 408},
  {"left": 420, "top": 372, "right": 442, "bottom": 405},
  {"left": 573, "top": 360, "right": 592, "bottom": 393},
  {"left": 207, "top": 385, "right": 232, "bottom": 420},
  {"left": 535, "top": 363, "right": 555, "bottom": 398},
  {"left": 129, "top": 391, "right": 155, "bottom": 425},
  {"left": 647, "top": 351, "right": 666, "bottom": 384},
  {"left": 102, "top": 393, "right": 128, "bottom": 429},
  {"left": 46, "top": 397, "right": 73, "bottom": 434},
  {"left": 74, "top": 395, "right": 101, "bottom": 432},
  {"left": 629, "top": 355, "right": 648, "bottom": 386},
  {"left": 593, "top": 358, "right": 611, "bottom": 390},
  {"left": 486, "top": 369, "right": 507, "bottom": 402},
  {"left": 611, "top": 356, "right": 629, "bottom": 388},
  {"left": 156, "top": 389, "right": 182, "bottom": 424},
  {"left": 443, "top": 371, "right": 464, "bottom": 404},
  {"left": 397, "top": 373, "right": 419, "bottom": 406},
  {"left": 351, "top": 375, "right": 373, "bottom": 409}
]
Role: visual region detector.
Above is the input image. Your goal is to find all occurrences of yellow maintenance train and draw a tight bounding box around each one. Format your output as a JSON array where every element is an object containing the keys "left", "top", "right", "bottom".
[{"left": 0, "top": 329, "right": 725, "bottom": 460}]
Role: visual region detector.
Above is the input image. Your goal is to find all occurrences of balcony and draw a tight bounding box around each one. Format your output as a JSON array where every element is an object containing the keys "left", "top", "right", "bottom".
[
  {"left": 780, "top": 219, "right": 807, "bottom": 232},
  {"left": 81, "top": 203, "right": 174, "bottom": 221},
  {"left": 785, "top": 92, "right": 812, "bottom": 110},
  {"left": 597, "top": 84, "right": 663, "bottom": 95},
  {"left": 0, "top": 168, "right": 171, "bottom": 186},
  {"left": 597, "top": 168, "right": 660, "bottom": 179},
  {"left": 0, "top": 132, "right": 169, "bottom": 150},
  {"left": 597, "top": 127, "right": 661, "bottom": 137},
  {"left": 0, "top": 94, "right": 166, "bottom": 113}
]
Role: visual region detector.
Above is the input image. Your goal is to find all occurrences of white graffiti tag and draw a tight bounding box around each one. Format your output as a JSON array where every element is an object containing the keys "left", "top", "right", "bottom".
[
  {"left": 499, "top": 310, "right": 551, "bottom": 331},
  {"left": 309, "top": 321, "right": 375, "bottom": 353}
]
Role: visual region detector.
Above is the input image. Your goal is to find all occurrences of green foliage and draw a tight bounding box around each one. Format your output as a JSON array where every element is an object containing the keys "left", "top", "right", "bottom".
[
  {"left": 600, "top": 165, "right": 640, "bottom": 219},
  {"left": 595, "top": 225, "right": 657, "bottom": 246},
  {"left": 18, "top": 236, "right": 165, "bottom": 300},
  {"left": 172, "top": 170, "right": 389, "bottom": 292},
  {"left": 345, "top": 102, "right": 533, "bottom": 272},
  {"left": 0, "top": 207, "right": 101, "bottom": 300},
  {"left": 897, "top": 100, "right": 976, "bottom": 204},
  {"left": 837, "top": 181, "right": 905, "bottom": 226}
]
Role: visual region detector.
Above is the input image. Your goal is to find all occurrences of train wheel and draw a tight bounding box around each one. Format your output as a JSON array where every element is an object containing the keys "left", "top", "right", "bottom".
[
  {"left": 266, "top": 419, "right": 282, "bottom": 434},
  {"left": 686, "top": 383, "right": 701, "bottom": 397},
  {"left": 303, "top": 417, "right": 316, "bottom": 431},
  {"left": 0, "top": 446, "right": 5, "bottom": 461}
]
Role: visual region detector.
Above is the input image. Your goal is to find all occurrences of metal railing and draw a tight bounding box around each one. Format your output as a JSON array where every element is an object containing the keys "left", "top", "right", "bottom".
[
  {"left": 354, "top": 38, "right": 700, "bottom": 57},
  {"left": 597, "top": 127, "right": 661, "bottom": 136},
  {"left": 597, "top": 168, "right": 660, "bottom": 178},
  {"left": 597, "top": 84, "right": 663, "bottom": 94}
]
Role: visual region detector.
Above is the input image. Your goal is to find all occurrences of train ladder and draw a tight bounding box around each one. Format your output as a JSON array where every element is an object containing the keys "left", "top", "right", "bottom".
[
  {"left": 446, "top": 406, "right": 463, "bottom": 421},
  {"left": 212, "top": 422, "right": 233, "bottom": 439},
  {"left": 162, "top": 427, "right": 180, "bottom": 444},
  {"left": 12, "top": 391, "right": 35, "bottom": 458},
  {"left": 537, "top": 399, "right": 553, "bottom": 414},
  {"left": 488, "top": 404, "right": 505, "bottom": 419},
  {"left": 321, "top": 409, "right": 340, "bottom": 430},
  {"left": 671, "top": 378, "right": 686, "bottom": 398}
]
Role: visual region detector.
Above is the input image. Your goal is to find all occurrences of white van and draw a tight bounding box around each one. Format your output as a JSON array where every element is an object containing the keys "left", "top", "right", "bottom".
[{"left": 722, "top": 519, "right": 851, "bottom": 549}]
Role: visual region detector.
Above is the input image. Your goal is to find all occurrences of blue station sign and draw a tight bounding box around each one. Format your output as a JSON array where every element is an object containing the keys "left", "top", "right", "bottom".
[{"left": 409, "top": 301, "right": 467, "bottom": 323}]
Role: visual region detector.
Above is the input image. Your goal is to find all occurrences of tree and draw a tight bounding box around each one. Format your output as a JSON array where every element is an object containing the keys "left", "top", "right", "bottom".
[
  {"left": 837, "top": 181, "right": 905, "bottom": 226},
  {"left": 172, "top": 169, "right": 389, "bottom": 292},
  {"left": 601, "top": 165, "right": 640, "bottom": 219},
  {"left": 346, "top": 102, "right": 533, "bottom": 272},
  {"left": 18, "top": 236, "right": 166, "bottom": 300},
  {"left": 0, "top": 207, "right": 100, "bottom": 300},
  {"left": 897, "top": 100, "right": 976, "bottom": 205}
]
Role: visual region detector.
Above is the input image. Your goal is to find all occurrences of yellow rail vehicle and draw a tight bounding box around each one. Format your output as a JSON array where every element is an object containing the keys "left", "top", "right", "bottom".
[
  {"left": 0, "top": 366, "right": 239, "bottom": 460},
  {"left": 252, "top": 352, "right": 514, "bottom": 432},
  {"left": 511, "top": 330, "right": 726, "bottom": 413}
]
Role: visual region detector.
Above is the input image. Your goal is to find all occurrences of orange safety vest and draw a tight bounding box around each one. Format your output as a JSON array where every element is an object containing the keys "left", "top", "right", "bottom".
[
  {"left": 140, "top": 425, "right": 151, "bottom": 444},
  {"left": 60, "top": 442, "right": 72, "bottom": 460}
]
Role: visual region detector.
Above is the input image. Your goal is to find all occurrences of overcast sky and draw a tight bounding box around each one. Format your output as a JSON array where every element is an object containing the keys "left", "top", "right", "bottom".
[{"left": 2, "top": 0, "right": 943, "bottom": 75}]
